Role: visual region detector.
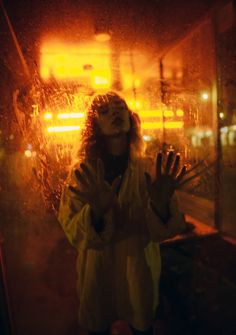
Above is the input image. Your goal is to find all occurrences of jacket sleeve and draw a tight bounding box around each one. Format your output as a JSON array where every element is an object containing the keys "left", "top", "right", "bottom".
[{"left": 57, "top": 170, "right": 115, "bottom": 250}]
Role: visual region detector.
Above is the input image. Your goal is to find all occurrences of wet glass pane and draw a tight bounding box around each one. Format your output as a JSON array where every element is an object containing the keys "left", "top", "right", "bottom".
[
  {"left": 217, "top": 1, "right": 236, "bottom": 236},
  {"left": 161, "top": 19, "right": 217, "bottom": 226},
  {"left": 0, "top": 1, "right": 236, "bottom": 334}
]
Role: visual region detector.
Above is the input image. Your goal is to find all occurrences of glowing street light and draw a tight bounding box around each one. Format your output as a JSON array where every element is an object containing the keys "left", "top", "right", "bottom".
[{"left": 201, "top": 92, "right": 209, "bottom": 101}]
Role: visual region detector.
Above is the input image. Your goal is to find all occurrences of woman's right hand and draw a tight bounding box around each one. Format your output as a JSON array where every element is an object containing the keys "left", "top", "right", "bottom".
[{"left": 69, "top": 158, "right": 121, "bottom": 220}]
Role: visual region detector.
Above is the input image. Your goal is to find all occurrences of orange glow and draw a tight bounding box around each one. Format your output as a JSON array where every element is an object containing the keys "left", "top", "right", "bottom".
[
  {"left": 47, "top": 126, "right": 81, "bottom": 133},
  {"left": 24, "top": 150, "right": 32, "bottom": 157},
  {"left": 138, "top": 110, "right": 162, "bottom": 117},
  {"left": 138, "top": 110, "right": 174, "bottom": 118},
  {"left": 164, "top": 110, "right": 174, "bottom": 117},
  {"left": 40, "top": 41, "right": 111, "bottom": 83},
  {"left": 134, "top": 78, "right": 141, "bottom": 88},
  {"left": 93, "top": 76, "right": 110, "bottom": 88},
  {"left": 176, "top": 109, "right": 184, "bottom": 117},
  {"left": 95, "top": 33, "right": 111, "bottom": 42},
  {"left": 45, "top": 121, "right": 182, "bottom": 134},
  {"left": 128, "top": 100, "right": 143, "bottom": 110},
  {"left": 124, "top": 76, "right": 135, "bottom": 90},
  {"left": 57, "top": 113, "right": 84, "bottom": 119},
  {"left": 142, "top": 121, "right": 184, "bottom": 129},
  {"left": 44, "top": 112, "right": 53, "bottom": 120},
  {"left": 201, "top": 92, "right": 209, "bottom": 101}
]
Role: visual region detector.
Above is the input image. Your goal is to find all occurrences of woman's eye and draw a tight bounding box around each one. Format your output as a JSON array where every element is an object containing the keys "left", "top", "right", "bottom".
[{"left": 98, "top": 108, "right": 108, "bottom": 115}]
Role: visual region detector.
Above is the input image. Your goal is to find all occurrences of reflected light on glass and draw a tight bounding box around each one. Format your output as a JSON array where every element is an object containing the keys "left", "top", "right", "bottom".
[
  {"left": 201, "top": 92, "right": 209, "bottom": 101},
  {"left": 47, "top": 126, "right": 81, "bottom": 133},
  {"left": 95, "top": 33, "right": 111, "bottom": 42},
  {"left": 176, "top": 109, "right": 184, "bottom": 117},
  {"left": 142, "top": 121, "right": 183, "bottom": 129},
  {"left": 128, "top": 100, "right": 142, "bottom": 110},
  {"left": 220, "top": 126, "right": 228, "bottom": 133},
  {"left": 93, "top": 76, "right": 110, "bottom": 88},
  {"left": 40, "top": 41, "right": 111, "bottom": 81},
  {"left": 44, "top": 113, "right": 53, "bottom": 120},
  {"left": 143, "top": 135, "right": 152, "bottom": 142},
  {"left": 24, "top": 150, "right": 32, "bottom": 158},
  {"left": 205, "top": 130, "right": 213, "bottom": 137},
  {"left": 57, "top": 113, "right": 84, "bottom": 119},
  {"left": 164, "top": 110, "right": 174, "bottom": 117},
  {"left": 134, "top": 78, "right": 141, "bottom": 88}
]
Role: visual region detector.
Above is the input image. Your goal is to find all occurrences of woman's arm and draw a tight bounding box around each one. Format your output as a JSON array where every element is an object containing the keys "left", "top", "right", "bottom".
[{"left": 58, "top": 161, "right": 120, "bottom": 250}]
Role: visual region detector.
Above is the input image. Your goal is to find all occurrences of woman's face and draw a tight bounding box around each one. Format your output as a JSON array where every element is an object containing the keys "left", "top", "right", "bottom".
[{"left": 94, "top": 96, "right": 131, "bottom": 137}]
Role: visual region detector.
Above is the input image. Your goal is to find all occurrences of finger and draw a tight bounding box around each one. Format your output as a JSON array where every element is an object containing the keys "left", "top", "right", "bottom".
[
  {"left": 175, "top": 165, "right": 187, "bottom": 183},
  {"left": 97, "top": 158, "right": 105, "bottom": 181},
  {"left": 68, "top": 186, "right": 88, "bottom": 203},
  {"left": 156, "top": 152, "right": 162, "bottom": 179},
  {"left": 165, "top": 151, "right": 174, "bottom": 175},
  {"left": 184, "top": 159, "right": 206, "bottom": 176},
  {"left": 185, "top": 159, "right": 216, "bottom": 176},
  {"left": 177, "top": 173, "right": 200, "bottom": 188},
  {"left": 171, "top": 154, "right": 180, "bottom": 178},
  {"left": 74, "top": 169, "right": 89, "bottom": 188},
  {"left": 80, "top": 163, "right": 96, "bottom": 184},
  {"left": 144, "top": 172, "right": 152, "bottom": 193},
  {"left": 182, "top": 178, "right": 206, "bottom": 192},
  {"left": 178, "top": 162, "right": 215, "bottom": 187},
  {"left": 111, "top": 175, "right": 122, "bottom": 194}
]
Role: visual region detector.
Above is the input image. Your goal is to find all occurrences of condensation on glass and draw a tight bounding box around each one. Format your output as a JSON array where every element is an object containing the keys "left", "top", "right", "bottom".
[{"left": 0, "top": 1, "right": 235, "bottom": 236}]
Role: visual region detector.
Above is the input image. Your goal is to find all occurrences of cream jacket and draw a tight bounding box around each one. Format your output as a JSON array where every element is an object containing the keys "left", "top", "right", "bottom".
[{"left": 58, "top": 157, "right": 185, "bottom": 332}]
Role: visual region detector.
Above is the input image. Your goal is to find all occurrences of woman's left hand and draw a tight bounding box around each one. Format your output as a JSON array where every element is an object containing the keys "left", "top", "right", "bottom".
[{"left": 145, "top": 151, "right": 186, "bottom": 215}]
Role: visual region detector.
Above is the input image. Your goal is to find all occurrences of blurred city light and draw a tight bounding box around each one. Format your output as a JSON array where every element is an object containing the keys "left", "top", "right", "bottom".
[{"left": 201, "top": 91, "right": 209, "bottom": 101}]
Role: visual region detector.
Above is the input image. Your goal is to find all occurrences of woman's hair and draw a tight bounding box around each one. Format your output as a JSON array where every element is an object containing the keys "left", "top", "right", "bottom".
[{"left": 77, "top": 91, "right": 144, "bottom": 164}]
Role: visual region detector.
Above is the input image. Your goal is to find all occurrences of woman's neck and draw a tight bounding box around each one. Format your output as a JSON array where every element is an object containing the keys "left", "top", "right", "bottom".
[{"left": 106, "top": 133, "right": 128, "bottom": 156}]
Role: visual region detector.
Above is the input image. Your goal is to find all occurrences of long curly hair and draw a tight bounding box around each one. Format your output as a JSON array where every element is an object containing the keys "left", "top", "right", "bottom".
[{"left": 77, "top": 91, "right": 144, "bottom": 165}]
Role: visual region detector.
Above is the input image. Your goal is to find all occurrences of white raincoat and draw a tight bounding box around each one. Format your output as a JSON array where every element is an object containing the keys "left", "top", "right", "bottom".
[{"left": 58, "top": 156, "right": 185, "bottom": 332}]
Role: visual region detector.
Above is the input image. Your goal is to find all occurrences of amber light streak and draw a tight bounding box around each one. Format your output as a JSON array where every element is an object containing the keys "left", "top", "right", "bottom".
[
  {"left": 44, "top": 110, "right": 183, "bottom": 120},
  {"left": 47, "top": 126, "right": 81, "bottom": 133},
  {"left": 138, "top": 110, "right": 175, "bottom": 118},
  {"left": 142, "top": 121, "right": 184, "bottom": 129},
  {"left": 57, "top": 113, "right": 84, "bottom": 119},
  {"left": 44, "top": 110, "right": 184, "bottom": 120},
  {"left": 45, "top": 121, "right": 183, "bottom": 133},
  {"left": 43, "top": 109, "right": 184, "bottom": 133}
]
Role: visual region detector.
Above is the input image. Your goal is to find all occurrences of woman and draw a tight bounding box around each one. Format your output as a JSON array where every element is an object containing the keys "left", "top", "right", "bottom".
[{"left": 58, "top": 91, "right": 187, "bottom": 335}]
